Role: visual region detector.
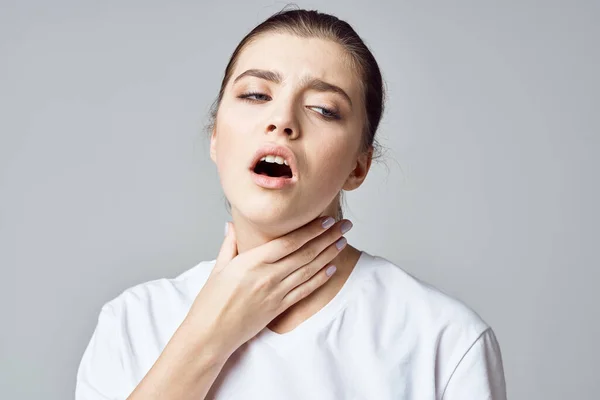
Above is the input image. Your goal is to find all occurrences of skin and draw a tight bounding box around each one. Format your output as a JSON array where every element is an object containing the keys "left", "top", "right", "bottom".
[
  {"left": 209, "top": 32, "right": 373, "bottom": 333},
  {"left": 127, "top": 32, "right": 378, "bottom": 399}
]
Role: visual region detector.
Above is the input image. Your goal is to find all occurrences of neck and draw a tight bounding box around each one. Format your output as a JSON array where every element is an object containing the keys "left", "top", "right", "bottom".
[
  {"left": 229, "top": 203, "right": 340, "bottom": 254},
  {"left": 226, "top": 203, "right": 360, "bottom": 335}
]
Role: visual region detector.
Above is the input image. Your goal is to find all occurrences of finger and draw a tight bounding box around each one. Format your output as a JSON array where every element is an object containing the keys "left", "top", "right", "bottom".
[
  {"left": 277, "top": 235, "right": 347, "bottom": 293},
  {"left": 253, "top": 215, "right": 337, "bottom": 264},
  {"left": 278, "top": 263, "right": 337, "bottom": 313},
  {"left": 273, "top": 219, "right": 350, "bottom": 279},
  {"left": 211, "top": 221, "right": 238, "bottom": 275}
]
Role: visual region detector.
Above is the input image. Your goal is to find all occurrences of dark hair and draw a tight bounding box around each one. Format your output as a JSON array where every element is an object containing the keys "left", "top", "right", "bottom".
[{"left": 207, "top": 7, "right": 386, "bottom": 220}]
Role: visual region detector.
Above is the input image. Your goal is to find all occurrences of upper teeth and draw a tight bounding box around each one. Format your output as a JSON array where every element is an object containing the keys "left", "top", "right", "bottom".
[{"left": 260, "top": 155, "right": 289, "bottom": 166}]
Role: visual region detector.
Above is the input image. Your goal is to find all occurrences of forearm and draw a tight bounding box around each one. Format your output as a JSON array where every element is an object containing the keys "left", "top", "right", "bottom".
[{"left": 126, "top": 318, "right": 230, "bottom": 400}]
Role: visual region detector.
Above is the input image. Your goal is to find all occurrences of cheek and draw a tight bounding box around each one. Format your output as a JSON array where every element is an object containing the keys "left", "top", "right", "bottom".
[
  {"left": 309, "top": 142, "right": 355, "bottom": 188},
  {"left": 215, "top": 104, "right": 253, "bottom": 155},
  {"left": 222, "top": 96, "right": 258, "bottom": 123},
  {"left": 214, "top": 125, "right": 245, "bottom": 176}
]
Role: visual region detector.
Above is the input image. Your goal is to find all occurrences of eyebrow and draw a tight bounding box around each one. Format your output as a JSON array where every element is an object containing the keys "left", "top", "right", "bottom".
[{"left": 232, "top": 68, "right": 353, "bottom": 108}]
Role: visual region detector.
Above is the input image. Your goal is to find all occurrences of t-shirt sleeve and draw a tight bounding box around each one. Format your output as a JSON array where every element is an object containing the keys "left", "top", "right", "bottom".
[
  {"left": 76, "top": 302, "right": 129, "bottom": 399},
  {"left": 442, "top": 328, "right": 507, "bottom": 400}
]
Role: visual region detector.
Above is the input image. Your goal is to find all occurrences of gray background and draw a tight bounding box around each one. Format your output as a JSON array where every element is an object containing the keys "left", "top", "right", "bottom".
[{"left": 1, "top": 1, "right": 598, "bottom": 399}]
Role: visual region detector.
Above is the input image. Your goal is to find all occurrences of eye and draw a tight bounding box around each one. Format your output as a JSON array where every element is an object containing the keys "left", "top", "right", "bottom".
[
  {"left": 238, "top": 92, "right": 271, "bottom": 101},
  {"left": 308, "top": 106, "right": 341, "bottom": 120},
  {"left": 238, "top": 92, "right": 341, "bottom": 121}
]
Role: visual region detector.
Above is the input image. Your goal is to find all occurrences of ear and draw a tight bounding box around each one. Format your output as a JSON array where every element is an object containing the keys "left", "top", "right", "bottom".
[
  {"left": 342, "top": 147, "right": 373, "bottom": 191},
  {"left": 210, "top": 127, "right": 217, "bottom": 164}
]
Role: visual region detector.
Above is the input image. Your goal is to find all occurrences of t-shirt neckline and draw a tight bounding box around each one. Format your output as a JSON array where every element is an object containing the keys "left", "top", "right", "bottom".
[{"left": 254, "top": 250, "right": 370, "bottom": 347}]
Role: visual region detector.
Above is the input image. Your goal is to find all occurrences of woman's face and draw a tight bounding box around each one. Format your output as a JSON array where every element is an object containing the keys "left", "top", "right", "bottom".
[{"left": 211, "top": 33, "right": 371, "bottom": 229}]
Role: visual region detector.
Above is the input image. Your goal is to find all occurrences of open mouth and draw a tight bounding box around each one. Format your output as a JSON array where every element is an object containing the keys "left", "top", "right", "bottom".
[{"left": 253, "top": 158, "right": 293, "bottom": 179}]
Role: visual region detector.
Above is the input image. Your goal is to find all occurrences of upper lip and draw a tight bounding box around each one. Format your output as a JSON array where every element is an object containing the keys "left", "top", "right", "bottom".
[{"left": 249, "top": 143, "right": 299, "bottom": 179}]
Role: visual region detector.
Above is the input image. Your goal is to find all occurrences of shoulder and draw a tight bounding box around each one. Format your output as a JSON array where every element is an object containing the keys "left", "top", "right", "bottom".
[
  {"left": 98, "top": 258, "right": 217, "bottom": 342},
  {"left": 357, "top": 252, "right": 498, "bottom": 379},
  {"left": 104, "top": 258, "right": 217, "bottom": 314},
  {"left": 359, "top": 252, "right": 490, "bottom": 334},
  {"left": 357, "top": 252, "right": 505, "bottom": 395},
  {"left": 76, "top": 260, "right": 217, "bottom": 398}
]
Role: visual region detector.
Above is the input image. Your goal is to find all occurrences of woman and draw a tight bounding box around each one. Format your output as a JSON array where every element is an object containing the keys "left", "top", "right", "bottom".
[{"left": 76, "top": 8, "right": 507, "bottom": 400}]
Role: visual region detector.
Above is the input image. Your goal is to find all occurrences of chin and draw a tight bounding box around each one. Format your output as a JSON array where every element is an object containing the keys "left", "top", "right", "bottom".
[
  {"left": 224, "top": 179, "right": 328, "bottom": 227},
  {"left": 232, "top": 195, "right": 294, "bottom": 221},
  {"left": 232, "top": 195, "right": 321, "bottom": 232}
]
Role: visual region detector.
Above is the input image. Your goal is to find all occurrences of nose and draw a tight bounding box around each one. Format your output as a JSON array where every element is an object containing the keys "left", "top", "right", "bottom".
[
  {"left": 266, "top": 123, "right": 298, "bottom": 139},
  {"left": 265, "top": 104, "right": 300, "bottom": 140}
]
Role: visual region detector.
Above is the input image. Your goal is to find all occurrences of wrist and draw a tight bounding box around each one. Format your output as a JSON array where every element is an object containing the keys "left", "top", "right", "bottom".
[{"left": 176, "top": 316, "right": 232, "bottom": 367}]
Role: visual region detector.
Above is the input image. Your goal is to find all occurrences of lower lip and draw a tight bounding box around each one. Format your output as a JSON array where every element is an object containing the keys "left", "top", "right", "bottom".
[{"left": 251, "top": 171, "right": 296, "bottom": 189}]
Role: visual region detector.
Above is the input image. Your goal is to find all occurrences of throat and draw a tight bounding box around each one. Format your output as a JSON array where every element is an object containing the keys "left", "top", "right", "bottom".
[{"left": 266, "top": 245, "right": 361, "bottom": 335}]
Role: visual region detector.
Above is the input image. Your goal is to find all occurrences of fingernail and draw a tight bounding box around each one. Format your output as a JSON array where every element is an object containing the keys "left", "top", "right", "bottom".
[
  {"left": 335, "top": 237, "right": 347, "bottom": 250},
  {"left": 326, "top": 265, "right": 337, "bottom": 277},
  {"left": 340, "top": 220, "right": 353, "bottom": 234},
  {"left": 224, "top": 222, "right": 229, "bottom": 236},
  {"left": 322, "top": 216, "right": 335, "bottom": 229}
]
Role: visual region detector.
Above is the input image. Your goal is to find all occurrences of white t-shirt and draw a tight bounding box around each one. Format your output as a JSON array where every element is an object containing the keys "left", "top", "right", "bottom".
[{"left": 76, "top": 250, "right": 507, "bottom": 399}]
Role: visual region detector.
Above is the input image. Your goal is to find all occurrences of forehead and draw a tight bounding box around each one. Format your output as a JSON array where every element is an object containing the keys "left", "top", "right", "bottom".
[{"left": 232, "top": 33, "right": 362, "bottom": 96}]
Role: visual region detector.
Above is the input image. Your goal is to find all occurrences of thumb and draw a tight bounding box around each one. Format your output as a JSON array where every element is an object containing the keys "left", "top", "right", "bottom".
[{"left": 213, "top": 221, "right": 238, "bottom": 273}]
